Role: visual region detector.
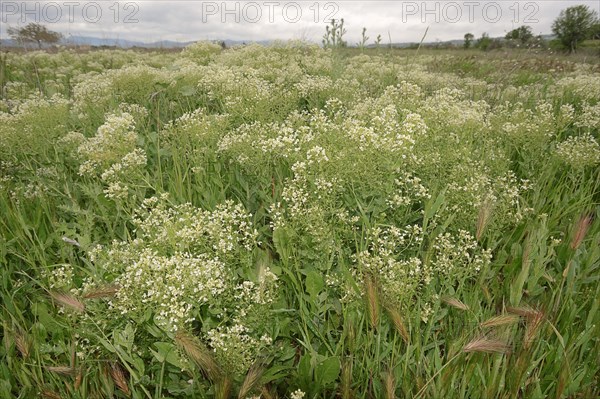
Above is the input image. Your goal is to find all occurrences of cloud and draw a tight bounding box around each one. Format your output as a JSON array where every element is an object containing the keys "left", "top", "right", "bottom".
[{"left": 1, "top": 1, "right": 598, "bottom": 44}]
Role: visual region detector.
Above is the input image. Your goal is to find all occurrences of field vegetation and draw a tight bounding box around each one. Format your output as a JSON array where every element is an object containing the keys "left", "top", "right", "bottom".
[{"left": 0, "top": 42, "right": 599, "bottom": 398}]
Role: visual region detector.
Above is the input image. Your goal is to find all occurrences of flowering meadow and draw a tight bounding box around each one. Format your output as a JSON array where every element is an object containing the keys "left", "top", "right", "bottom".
[{"left": 0, "top": 42, "right": 599, "bottom": 398}]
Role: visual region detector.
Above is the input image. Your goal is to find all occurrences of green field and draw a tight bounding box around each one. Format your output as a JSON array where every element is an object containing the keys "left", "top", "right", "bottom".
[{"left": 1, "top": 43, "right": 599, "bottom": 398}]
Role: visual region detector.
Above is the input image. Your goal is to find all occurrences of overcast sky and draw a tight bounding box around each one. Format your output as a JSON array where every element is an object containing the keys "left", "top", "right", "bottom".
[{"left": 1, "top": 1, "right": 599, "bottom": 44}]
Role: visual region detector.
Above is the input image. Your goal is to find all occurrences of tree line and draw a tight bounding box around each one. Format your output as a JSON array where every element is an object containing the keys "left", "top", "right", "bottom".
[{"left": 464, "top": 4, "right": 599, "bottom": 53}]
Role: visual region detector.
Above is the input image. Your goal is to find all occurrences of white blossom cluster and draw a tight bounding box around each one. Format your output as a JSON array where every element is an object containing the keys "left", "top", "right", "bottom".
[
  {"left": 555, "top": 133, "right": 600, "bottom": 169},
  {"left": 575, "top": 103, "right": 600, "bottom": 130},
  {"left": 76, "top": 112, "right": 147, "bottom": 200},
  {"left": 355, "top": 224, "right": 491, "bottom": 311},
  {"left": 89, "top": 195, "right": 277, "bottom": 373}
]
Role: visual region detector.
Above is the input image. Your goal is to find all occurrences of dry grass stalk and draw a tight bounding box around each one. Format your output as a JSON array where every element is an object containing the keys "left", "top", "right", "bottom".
[
  {"left": 556, "top": 363, "right": 568, "bottom": 399},
  {"left": 109, "top": 362, "right": 130, "bottom": 397},
  {"left": 260, "top": 386, "right": 277, "bottom": 399},
  {"left": 238, "top": 362, "right": 265, "bottom": 399},
  {"left": 47, "top": 366, "right": 75, "bottom": 376},
  {"left": 442, "top": 297, "right": 469, "bottom": 311},
  {"left": 524, "top": 310, "right": 545, "bottom": 350},
  {"left": 476, "top": 197, "right": 494, "bottom": 240},
  {"left": 570, "top": 213, "right": 593, "bottom": 250},
  {"left": 480, "top": 314, "right": 521, "bottom": 329},
  {"left": 506, "top": 306, "right": 538, "bottom": 318},
  {"left": 41, "top": 390, "right": 62, "bottom": 399},
  {"left": 83, "top": 285, "right": 119, "bottom": 299},
  {"left": 463, "top": 337, "right": 511, "bottom": 354},
  {"left": 345, "top": 319, "right": 356, "bottom": 353},
  {"left": 340, "top": 358, "right": 353, "bottom": 399},
  {"left": 175, "top": 331, "right": 222, "bottom": 381},
  {"left": 364, "top": 275, "right": 379, "bottom": 329},
  {"left": 383, "top": 369, "right": 396, "bottom": 399},
  {"left": 215, "top": 376, "right": 232, "bottom": 399},
  {"left": 563, "top": 260, "right": 572, "bottom": 278},
  {"left": 385, "top": 307, "right": 409, "bottom": 344},
  {"left": 74, "top": 369, "right": 83, "bottom": 391},
  {"left": 14, "top": 330, "right": 30, "bottom": 359},
  {"left": 50, "top": 291, "right": 85, "bottom": 313}
]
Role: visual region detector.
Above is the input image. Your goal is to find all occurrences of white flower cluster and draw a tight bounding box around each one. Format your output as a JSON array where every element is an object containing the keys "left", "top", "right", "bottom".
[
  {"left": 290, "top": 389, "right": 306, "bottom": 399},
  {"left": 40, "top": 264, "right": 74, "bottom": 289},
  {"left": 575, "top": 103, "right": 600, "bottom": 130},
  {"left": 387, "top": 171, "right": 431, "bottom": 208},
  {"left": 78, "top": 112, "right": 137, "bottom": 175},
  {"left": 431, "top": 230, "right": 492, "bottom": 279},
  {"left": 355, "top": 224, "right": 491, "bottom": 310},
  {"left": 554, "top": 74, "right": 600, "bottom": 101},
  {"left": 77, "top": 112, "right": 147, "bottom": 199},
  {"left": 181, "top": 41, "right": 223, "bottom": 64},
  {"left": 89, "top": 196, "right": 276, "bottom": 373},
  {"left": 112, "top": 250, "right": 227, "bottom": 330},
  {"left": 134, "top": 198, "right": 258, "bottom": 257},
  {"left": 206, "top": 324, "right": 272, "bottom": 375},
  {"left": 555, "top": 133, "right": 600, "bottom": 169},
  {"left": 0, "top": 95, "right": 70, "bottom": 157},
  {"left": 345, "top": 105, "right": 427, "bottom": 154}
]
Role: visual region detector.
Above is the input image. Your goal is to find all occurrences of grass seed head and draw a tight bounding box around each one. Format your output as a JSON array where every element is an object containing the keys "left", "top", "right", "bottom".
[
  {"left": 83, "top": 285, "right": 119, "bottom": 299},
  {"left": 506, "top": 305, "right": 538, "bottom": 318},
  {"left": 109, "top": 362, "right": 130, "bottom": 397},
  {"left": 46, "top": 366, "right": 75, "bottom": 376},
  {"left": 476, "top": 197, "right": 494, "bottom": 240},
  {"left": 570, "top": 212, "right": 593, "bottom": 250},
  {"left": 480, "top": 314, "right": 521, "bottom": 329},
  {"left": 442, "top": 296, "right": 470, "bottom": 311},
  {"left": 385, "top": 306, "right": 409, "bottom": 344},
  {"left": 41, "top": 390, "right": 62, "bottom": 399},
  {"left": 215, "top": 376, "right": 232, "bottom": 399},
  {"left": 523, "top": 310, "right": 545, "bottom": 349},
  {"left": 340, "top": 358, "right": 353, "bottom": 399},
  {"left": 364, "top": 275, "right": 379, "bottom": 329},
  {"left": 175, "top": 331, "right": 222, "bottom": 381},
  {"left": 14, "top": 329, "right": 30, "bottom": 359},
  {"left": 463, "top": 337, "right": 511, "bottom": 354},
  {"left": 50, "top": 291, "right": 85, "bottom": 313},
  {"left": 238, "top": 362, "right": 265, "bottom": 399},
  {"left": 383, "top": 369, "right": 396, "bottom": 399}
]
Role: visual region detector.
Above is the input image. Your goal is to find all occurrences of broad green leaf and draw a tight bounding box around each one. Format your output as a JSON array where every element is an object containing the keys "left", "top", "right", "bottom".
[
  {"left": 305, "top": 270, "right": 324, "bottom": 298},
  {"left": 316, "top": 356, "right": 340, "bottom": 386}
]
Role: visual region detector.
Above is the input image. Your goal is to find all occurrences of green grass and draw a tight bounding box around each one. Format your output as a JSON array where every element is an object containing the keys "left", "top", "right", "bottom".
[{"left": 0, "top": 43, "right": 599, "bottom": 399}]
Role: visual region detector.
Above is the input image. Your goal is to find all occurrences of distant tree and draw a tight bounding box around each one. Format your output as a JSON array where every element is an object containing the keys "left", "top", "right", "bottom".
[
  {"left": 505, "top": 26, "right": 534, "bottom": 45},
  {"left": 464, "top": 33, "right": 474, "bottom": 49},
  {"left": 591, "top": 22, "right": 600, "bottom": 40},
  {"left": 551, "top": 5, "right": 599, "bottom": 52},
  {"left": 7, "top": 23, "right": 62, "bottom": 49},
  {"left": 475, "top": 33, "right": 493, "bottom": 51}
]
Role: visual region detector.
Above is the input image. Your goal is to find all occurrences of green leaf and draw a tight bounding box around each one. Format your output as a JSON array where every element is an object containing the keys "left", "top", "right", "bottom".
[
  {"left": 316, "top": 356, "right": 340, "bottom": 386},
  {"left": 305, "top": 270, "right": 324, "bottom": 298},
  {"left": 113, "top": 323, "right": 136, "bottom": 352},
  {"left": 297, "top": 353, "right": 312, "bottom": 381},
  {"left": 151, "top": 342, "right": 186, "bottom": 369},
  {"left": 273, "top": 227, "right": 291, "bottom": 263}
]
